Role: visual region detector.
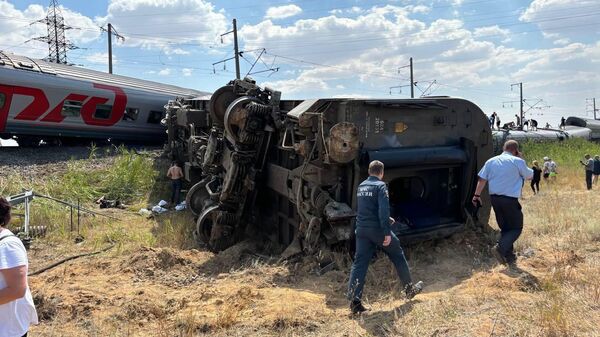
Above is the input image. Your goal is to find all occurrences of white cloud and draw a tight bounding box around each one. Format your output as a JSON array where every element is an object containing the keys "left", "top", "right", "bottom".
[
  {"left": 0, "top": 1, "right": 101, "bottom": 60},
  {"left": 329, "top": 6, "right": 364, "bottom": 15},
  {"left": 238, "top": 3, "right": 599, "bottom": 125},
  {"left": 165, "top": 48, "right": 190, "bottom": 55},
  {"left": 101, "top": 0, "right": 228, "bottom": 52},
  {"left": 84, "top": 52, "right": 115, "bottom": 65},
  {"left": 553, "top": 38, "right": 570, "bottom": 46},
  {"left": 157, "top": 68, "right": 171, "bottom": 76},
  {"left": 473, "top": 25, "right": 510, "bottom": 40},
  {"left": 520, "top": 0, "right": 598, "bottom": 39},
  {"left": 410, "top": 5, "right": 431, "bottom": 14},
  {"left": 265, "top": 4, "right": 303, "bottom": 20},
  {"left": 182, "top": 68, "right": 192, "bottom": 77}
]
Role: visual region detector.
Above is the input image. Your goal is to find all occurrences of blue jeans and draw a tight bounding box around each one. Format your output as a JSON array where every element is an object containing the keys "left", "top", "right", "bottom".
[
  {"left": 347, "top": 227, "right": 412, "bottom": 302},
  {"left": 171, "top": 179, "right": 182, "bottom": 204}
]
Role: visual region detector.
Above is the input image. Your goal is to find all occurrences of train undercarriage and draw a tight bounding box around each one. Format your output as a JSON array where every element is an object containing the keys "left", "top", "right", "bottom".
[{"left": 167, "top": 78, "right": 493, "bottom": 254}]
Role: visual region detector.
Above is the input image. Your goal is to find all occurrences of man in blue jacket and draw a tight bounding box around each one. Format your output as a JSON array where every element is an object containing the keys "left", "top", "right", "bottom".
[{"left": 347, "top": 160, "right": 423, "bottom": 314}]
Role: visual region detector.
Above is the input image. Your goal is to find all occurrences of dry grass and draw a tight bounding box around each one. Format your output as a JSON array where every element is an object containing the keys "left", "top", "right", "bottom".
[{"left": 7, "top": 140, "right": 599, "bottom": 337}]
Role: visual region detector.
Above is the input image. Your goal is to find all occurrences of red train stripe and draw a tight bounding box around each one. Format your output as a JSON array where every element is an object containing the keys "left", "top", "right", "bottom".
[
  {"left": 41, "top": 93, "right": 89, "bottom": 123},
  {"left": 12, "top": 86, "right": 50, "bottom": 121},
  {"left": 0, "top": 85, "right": 13, "bottom": 132},
  {"left": 80, "top": 84, "right": 127, "bottom": 126}
]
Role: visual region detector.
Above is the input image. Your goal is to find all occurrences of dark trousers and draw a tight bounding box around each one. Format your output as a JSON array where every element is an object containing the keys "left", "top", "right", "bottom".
[
  {"left": 530, "top": 180, "right": 540, "bottom": 194},
  {"left": 347, "top": 227, "right": 412, "bottom": 302},
  {"left": 490, "top": 195, "right": 523, "bottom": 263},
  {"left": 171, "top": 179, "right": 182, "bottom": 204},
  {"left": 585, "top": 170, "right": 593, "bottom": 190}
]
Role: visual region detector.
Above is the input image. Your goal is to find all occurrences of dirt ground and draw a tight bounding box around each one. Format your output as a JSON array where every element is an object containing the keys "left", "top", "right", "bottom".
[
  {"left": 3, "top": 148, "right": 598, "bottom": 337},
  {"left": 25, "top": 201, "right": 600, "bottom": 337}
]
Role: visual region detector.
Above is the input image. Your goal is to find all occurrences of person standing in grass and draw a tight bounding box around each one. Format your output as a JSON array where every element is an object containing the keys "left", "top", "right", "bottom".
[
  {"left": 347, "top": 160, "right": 423, "bottom": 314},
  {"left": 472, "top": 140, "right": 533, "bottom": 267},
  {"left": 530, "top": 161, "right": 542, "bottom": 194},
  {"left": 593, "top": 155, "right": 600, "bottom": 185},
  {"left": 580, "top": 154, "right": 594, "bottom": 190},
  {"left": 548, "top": 158, "right": 558, "bottom": 182},
  {"left": 542, "top": 157, "right": 551, "bottom": 182},
  {"left": 166, "top": 161, "right": 184, "bottom": 206},
  {"left": 0, "top": 197, "right": 38, "bottom": 337}
]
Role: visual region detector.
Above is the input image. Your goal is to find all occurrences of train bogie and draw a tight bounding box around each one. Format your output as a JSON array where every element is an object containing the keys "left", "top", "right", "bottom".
[{"left": 167, "top": 78, "right": 493, "bottom": 253}]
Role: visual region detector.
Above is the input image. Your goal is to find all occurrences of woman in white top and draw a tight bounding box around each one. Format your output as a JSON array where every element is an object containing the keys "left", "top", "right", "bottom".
[{"left": 0, "top": 197, "right": 38, "bottom": 337}]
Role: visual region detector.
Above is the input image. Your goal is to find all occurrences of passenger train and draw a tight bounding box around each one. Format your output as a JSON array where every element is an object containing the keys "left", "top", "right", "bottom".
[
  {"left": 491, "top": 117, "right": 600, "bottom": 154},
  {"left": 0, "top": 51, "right": 206, "bottom": 146}
]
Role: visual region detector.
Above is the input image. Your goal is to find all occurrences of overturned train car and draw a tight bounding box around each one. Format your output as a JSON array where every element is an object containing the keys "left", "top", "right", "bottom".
[
  {"left": 166, "top": 79, "right": 493, "bottom": 253},
  {"left": 491, "top": 116, "right": 600, "bottom": 154}
]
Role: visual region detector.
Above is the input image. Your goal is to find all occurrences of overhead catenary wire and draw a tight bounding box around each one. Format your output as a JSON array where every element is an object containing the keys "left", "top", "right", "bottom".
[
  {"left": 2, "top": 2, "right": 597, "bottom": 47},
  {"left": 1, "top": 3, "right": 595, "bottom": 113}
]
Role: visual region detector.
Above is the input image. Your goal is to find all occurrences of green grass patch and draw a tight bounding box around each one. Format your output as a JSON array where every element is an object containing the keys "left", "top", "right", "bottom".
[
  {"left": 521, "top": 138, "right": 600, "bottom": 170},
  {"left": 1, "top": 146, "right": 158, "bottom": 204}
]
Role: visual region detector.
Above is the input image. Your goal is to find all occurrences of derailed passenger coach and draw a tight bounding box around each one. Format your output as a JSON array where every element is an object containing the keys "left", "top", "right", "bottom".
[{"left": 166, "top": 78, "right": 493, "bottom": 253}]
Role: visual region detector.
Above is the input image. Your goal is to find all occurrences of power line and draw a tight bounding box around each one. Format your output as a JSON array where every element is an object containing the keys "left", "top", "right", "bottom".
[
  {"left": 2, "top": 2, "right": 596, "bottom": 44},
  {"left": 28, "top": 0, "right": 79, "bottom": 64},
  {"left": 100, "top": 23, "right": 125, "bottom": 74},
  {"left": 241, "top": 11, "right": 600, "bottom": 50},
  {"left": 103, "top": 0, "right": 501, "bottom": 19}
]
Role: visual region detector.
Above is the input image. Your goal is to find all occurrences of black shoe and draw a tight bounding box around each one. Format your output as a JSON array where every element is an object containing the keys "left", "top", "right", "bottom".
[
  {"left": 350, "top": 300, "right": 368, "bottom": 314},
  {"left": 491, "top": 244, "right": 507, "bottom": 265},
  {"left": 405, "top": 281, "right": 423, "bottom": 299}
]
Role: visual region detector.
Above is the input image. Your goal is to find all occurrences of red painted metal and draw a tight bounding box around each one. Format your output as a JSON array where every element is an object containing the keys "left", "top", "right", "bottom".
[
  {"left": 12, "top": 86, "right": 50, "bottom": 121},
  {"left": 41, "top": 93, "right": 88, "bottom": 123},
  {"left": 0, "top": 84, "right": 13, "bottom": 132},
  {"left": 80, "top": 83, "right": 127, "bottom": 126}
]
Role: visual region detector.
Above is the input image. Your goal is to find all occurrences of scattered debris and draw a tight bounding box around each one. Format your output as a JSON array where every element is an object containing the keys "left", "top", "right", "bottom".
[
  {"left": 138, "top": 208, "right": 152, "bottom": 217},
  {"left": 151, "top": 200, "right": 169, "bottom": 214},
  {"left": 96, "top": 196, "right": 126, "bottom": 209},
  {"left": 175, "top": 201, "right": 187, "bottom": 211}
]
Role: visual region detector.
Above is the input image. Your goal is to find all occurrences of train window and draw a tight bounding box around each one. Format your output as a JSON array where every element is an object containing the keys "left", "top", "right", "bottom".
[
  {"left": 147, "top": 110, "right": 163, "bottom": 124},
  {"left": 0, "top": 93, "right": 5, "bottom": 109},
  {"left": 61, "top": 100, "right": 84, "bottom": 117},
  {"left": 123, "top": 108, "right": 139, "bottom": 121},
  {"left": 94, "top": 105, "right": 113, "bottom": 119}
]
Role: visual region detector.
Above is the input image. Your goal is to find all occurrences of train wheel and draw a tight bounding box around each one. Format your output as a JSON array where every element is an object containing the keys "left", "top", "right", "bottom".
[
  {"left": 186, "top": 178, "right": 211, "bottom": 216},
  {"left": 208, "top": 85, "right": 237, "bottom": 127},
  {"left": 196, "top": 204, "right": 218, "bottom": 248},
  {"left": 196, "top": 206, "right": 238, "bottom": 252}
]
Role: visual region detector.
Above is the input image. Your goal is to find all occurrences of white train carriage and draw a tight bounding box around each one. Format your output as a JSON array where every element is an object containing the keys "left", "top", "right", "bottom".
[{"left": 0, "top": 51, "right": 206, "bottom": 145}]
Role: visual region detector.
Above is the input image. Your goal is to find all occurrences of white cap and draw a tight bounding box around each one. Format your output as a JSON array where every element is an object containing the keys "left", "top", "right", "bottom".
[{"left": 543, "top": 156, "right": 549, "bottom": 161}]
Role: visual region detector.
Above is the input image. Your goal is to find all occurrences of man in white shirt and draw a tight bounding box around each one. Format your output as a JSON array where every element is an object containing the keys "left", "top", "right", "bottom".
[
  {"left": 472, "top": 140, "right": 533, "bottom": 267},
  {"left": 0, "top": 197, "right": 38, "bottom": 337}
]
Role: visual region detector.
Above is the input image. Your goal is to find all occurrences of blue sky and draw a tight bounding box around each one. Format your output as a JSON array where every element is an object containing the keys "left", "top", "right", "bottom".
[{"left": 1, "top": 0, "right": 599, "bottom": 126}]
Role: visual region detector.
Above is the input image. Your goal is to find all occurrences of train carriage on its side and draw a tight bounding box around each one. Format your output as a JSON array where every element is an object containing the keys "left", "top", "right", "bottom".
[{"left": 0, "top": 51, "right": 206, "bottom": 146}]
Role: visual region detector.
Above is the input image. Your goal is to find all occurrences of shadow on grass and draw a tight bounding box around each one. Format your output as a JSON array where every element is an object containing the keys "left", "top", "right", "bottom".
[{"left": 357, "top": 300, "right": 420, "bottom": 337}]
